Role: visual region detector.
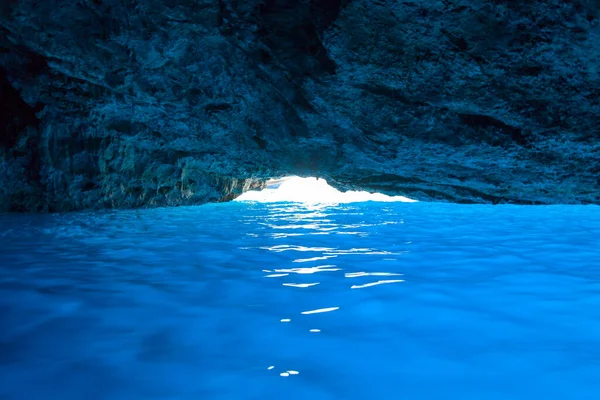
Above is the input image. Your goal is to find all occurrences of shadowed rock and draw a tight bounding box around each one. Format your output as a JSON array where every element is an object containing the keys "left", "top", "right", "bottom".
[{"left": 1, "top": 0, "right": 599, "bottom": 211}]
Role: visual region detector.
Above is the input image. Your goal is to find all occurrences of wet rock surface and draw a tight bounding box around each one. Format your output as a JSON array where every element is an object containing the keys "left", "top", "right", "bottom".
[{"left": 1, "top": 0, "right": 599, "bottom": 211}]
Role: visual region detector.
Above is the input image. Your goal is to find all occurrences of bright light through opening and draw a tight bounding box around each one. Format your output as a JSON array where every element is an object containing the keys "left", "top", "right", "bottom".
[{"left": 235, "top": 176, "right": 416, "bottom": 204}]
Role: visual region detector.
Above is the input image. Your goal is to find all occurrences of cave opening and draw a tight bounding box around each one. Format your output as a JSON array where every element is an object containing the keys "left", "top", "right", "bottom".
[{"left": 234, "top": 176, "right": 416, "bottom": 204}]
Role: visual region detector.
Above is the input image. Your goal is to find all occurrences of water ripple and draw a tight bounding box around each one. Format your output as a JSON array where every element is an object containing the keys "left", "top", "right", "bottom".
[{"left": 1, "top": 202, "right": 600, "bottom": 399}]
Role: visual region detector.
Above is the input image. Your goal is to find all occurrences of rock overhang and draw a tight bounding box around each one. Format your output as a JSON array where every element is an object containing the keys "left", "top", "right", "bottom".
[{"left": 0, "top": 0, "right": 599, "bottom": 211}]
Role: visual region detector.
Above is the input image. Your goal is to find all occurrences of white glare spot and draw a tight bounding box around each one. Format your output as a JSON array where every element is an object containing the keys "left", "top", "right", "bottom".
[
  {"left": 350, "top": 279, "right": 404, "bottom": 289},
  {"left": 276, "top": 265, "right": 341, "bottom": 274},
  {"left": 287, "top": 370, "right": 299, "bottom": 375},
  {"left": 301, "top": 307, "right": 339, "bottom": 315},
  {"left": 293, "top": 256, "right": 335, "bottom": 263},
  {"left": 234, "top": 176, "right": 416, "bottom": 204},
  {"left": 280, "top": 372, "right": 290, "bottom": 377},
  {"left": 264, "top": 273, "right": 289, "bottom": 278},
  {"left": 282, "top": 283, "right": 320, "bottom": 288},
  {"left": 280, "top": 319, "right": 291, "bottom": 322},
  {"left": 309, "top": 329, "right": 321, "bottom": 333},
  {"left": 344, "top": 271, "right": 403, "bottom": 278},
  {"left": 268, "top": 366, "right": 275, "bottom": 370}
]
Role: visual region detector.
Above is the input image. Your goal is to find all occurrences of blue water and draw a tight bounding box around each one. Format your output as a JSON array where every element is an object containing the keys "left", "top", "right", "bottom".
[{"left": 1, "top": 202, "right": 600, "bottom": 399}]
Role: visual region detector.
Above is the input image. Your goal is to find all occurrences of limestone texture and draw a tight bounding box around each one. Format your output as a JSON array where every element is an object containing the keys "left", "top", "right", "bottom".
[{"left": 1, "top": 0, "right": 599, "bottom": 211}]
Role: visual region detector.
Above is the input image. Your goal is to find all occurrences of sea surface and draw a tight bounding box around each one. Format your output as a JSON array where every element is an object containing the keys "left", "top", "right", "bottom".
[{"left": 1, "top": 202, "right": 599, "bottom": 399}]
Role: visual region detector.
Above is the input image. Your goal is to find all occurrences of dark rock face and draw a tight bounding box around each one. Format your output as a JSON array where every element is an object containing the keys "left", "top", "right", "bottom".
[{"left": 1, "top": 0, "right": 599, "bottom": 211}]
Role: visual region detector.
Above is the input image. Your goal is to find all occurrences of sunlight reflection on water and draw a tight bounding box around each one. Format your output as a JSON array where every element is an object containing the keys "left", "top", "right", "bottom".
[{"left": 1, "top": 202, "right": 600, "bottom": 399}]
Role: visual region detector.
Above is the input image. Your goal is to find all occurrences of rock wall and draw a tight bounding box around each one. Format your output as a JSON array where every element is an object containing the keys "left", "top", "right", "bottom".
[{"left": 1, "top": 0, "right": 599, "bottom": 211}]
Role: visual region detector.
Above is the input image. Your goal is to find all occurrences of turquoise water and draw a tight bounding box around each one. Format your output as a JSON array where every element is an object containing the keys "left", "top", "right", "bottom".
[{"left": 1, "top": 202, "right": 600, "bottom": 399}]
